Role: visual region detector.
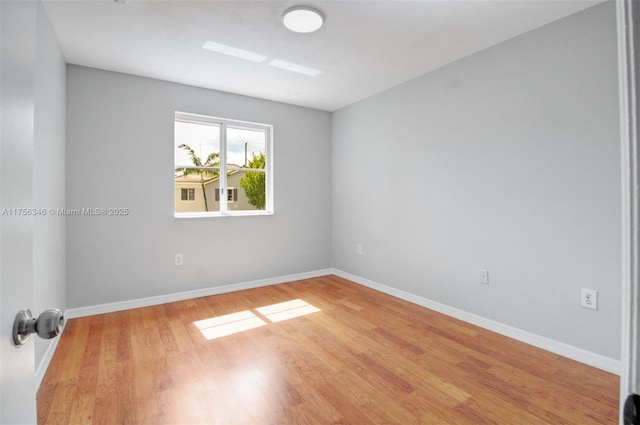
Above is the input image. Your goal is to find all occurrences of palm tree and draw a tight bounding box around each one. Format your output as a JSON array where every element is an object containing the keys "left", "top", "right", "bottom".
[{"left": 176, "top": 144, "right": 219, "bottom": 211}]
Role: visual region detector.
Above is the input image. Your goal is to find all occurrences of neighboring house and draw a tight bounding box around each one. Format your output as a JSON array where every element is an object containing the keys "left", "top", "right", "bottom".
[{"left": 174, "top": 167, "right": 258, "bottom": 213}]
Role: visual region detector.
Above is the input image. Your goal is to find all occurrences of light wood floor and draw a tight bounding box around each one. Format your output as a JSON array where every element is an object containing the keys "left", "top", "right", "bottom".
[{"left": 38, "top": 275, "right": 619, "bottom": 424}]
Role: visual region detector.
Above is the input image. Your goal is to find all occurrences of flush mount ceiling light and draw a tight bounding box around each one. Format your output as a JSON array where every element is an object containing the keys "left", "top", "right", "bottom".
[{"left": 283, "top": 6, "right": 324, "bottom": 33}]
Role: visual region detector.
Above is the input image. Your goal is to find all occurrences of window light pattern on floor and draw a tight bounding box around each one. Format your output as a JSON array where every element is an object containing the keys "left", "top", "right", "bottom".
[
  {"left": 194, "top": 310, "right": 267, "bottom": 340},
  {"left": 255, "top": 299, "right": 321, "bottom": 323},
  {"left": 194, "top": 299, "right": 320, "bottom": 340}
]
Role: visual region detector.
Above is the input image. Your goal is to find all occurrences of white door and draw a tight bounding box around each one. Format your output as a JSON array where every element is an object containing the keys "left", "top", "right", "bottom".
[
  {"left": 1, "top": 1, "right": 39, "bottom": 423},
  {"left": 618, "top": 0, "right": 640, "bottom": 424}
]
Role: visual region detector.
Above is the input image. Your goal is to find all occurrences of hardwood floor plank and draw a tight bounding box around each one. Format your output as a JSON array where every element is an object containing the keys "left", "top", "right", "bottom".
[
  {"left": 43, "top": 379, "right": 75, "bottom": 425},
  {"left": 487, "top": 362, "right": 617, "bottom": 424},
  {"left": 57, "top": 317, "right": 90, "bottom": 382},
  {"left": 314, "top": 380, "right": 376, "bottom": 425},
  {"left": 365, "top": 347, "right": 471, "bottom": 407},
  {"left": 131, "top": 361, "right": 164, "bottom": 423},
  {"left": 287, "top": 387, "right": 344, "bottom": 425},
  {"left": 331, "top": 368, "right": 418, "bottom": 424},
  {"left": 38, "top": 276, "right": 619, "bottom": 424},
  {"left": 68, "top": 392, "right": 95, "bottom": 424}
]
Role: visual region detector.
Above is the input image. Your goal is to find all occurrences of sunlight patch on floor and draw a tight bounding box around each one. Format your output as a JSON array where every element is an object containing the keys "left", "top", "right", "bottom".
[
  {"left": 194, "top": 310, "right": 267, "bottom": 340},
  {"left": 255, "top": 299, "right": 321, "bottom": 323},
  {"left": 194, "top": 299, "right": 321, "bottom": 340}
]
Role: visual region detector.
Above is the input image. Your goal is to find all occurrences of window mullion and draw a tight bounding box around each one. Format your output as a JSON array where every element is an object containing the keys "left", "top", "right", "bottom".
[
  {"left": 266, "top": 128, "right": 273, "bottom": 212},
  {"left": 219, "top": 123, "right": 228, "bottom": 215}
]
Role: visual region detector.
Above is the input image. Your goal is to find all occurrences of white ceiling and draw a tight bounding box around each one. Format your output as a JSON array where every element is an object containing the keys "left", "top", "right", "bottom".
[{"left": 42, "top": 0, "right": 604, "bottom": 112}]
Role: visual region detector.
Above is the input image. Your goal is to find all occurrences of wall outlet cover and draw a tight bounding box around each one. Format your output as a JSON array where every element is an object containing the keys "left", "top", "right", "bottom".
[
  {"left": 581, "top": 288, "right": 598, "bottom": 310},
  {"left": 479, "top": 269, "right": 489, "bottom": 284}
]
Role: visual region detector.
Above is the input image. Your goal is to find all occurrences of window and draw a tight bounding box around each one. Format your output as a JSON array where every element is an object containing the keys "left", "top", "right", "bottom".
[
  {"left": 214, "top": 188, "right": 238, "bottom": 203},
  {"left": 227, "top": 188, "right": 237, "bottom": 202},
  {"left": 174, "top": 112, "right": 272, "bottom": 217},
  {"left": 180, "top": 188, "right": 195, "bottom": 201}
]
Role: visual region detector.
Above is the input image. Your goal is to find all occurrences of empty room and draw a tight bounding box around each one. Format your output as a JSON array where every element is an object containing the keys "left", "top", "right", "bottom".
[{"left": 2, "top": 0, "right": 639, "bottom": 424}]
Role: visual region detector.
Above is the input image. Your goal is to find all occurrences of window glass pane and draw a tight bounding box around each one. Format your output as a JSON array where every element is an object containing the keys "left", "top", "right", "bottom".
[
  {"left": 227, "top": 126, "right": 265, "bottom": 168},
  {"left": 227, "top": 127, "right": 267, "bottom": 211},
  {"left": 230, "top": 170, "right": 266, "bottom": 211},
  {"left": 175, "top": 120, "right": 221, "bottom": 213}
]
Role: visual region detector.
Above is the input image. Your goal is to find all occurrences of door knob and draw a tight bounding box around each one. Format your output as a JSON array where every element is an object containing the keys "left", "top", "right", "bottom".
[
  {"left": 625, "top": 393, "right": 640, "bottom": 425},
  {"left": 12, "top": 308, "right": 64, "bottom": 346}
]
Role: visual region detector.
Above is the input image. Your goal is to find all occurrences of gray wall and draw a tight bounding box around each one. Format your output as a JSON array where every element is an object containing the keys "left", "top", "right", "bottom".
[
  {"left": 332, "top": 2, "right": 620, "bottom": 359},
  {"left": 33, "top": 2, "right": 66, "bottom": 372},
  {"left": 66, "top": 66, "right": 332, "bottom": 308}
]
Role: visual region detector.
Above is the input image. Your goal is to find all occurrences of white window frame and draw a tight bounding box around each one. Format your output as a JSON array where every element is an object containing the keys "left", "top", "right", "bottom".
[{"left": 174, "top": 111, "right": 273, "bottom": 218}]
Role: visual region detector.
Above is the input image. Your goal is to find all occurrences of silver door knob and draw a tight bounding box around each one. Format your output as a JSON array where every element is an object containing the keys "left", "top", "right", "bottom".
[{"left": 12, "top": 308, "right": 64, "bottom": 346}]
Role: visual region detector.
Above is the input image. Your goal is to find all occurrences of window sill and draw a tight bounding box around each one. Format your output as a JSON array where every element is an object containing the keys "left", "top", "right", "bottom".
[{"left": 174, "top": 210, "right": 273, "bottom": 219}]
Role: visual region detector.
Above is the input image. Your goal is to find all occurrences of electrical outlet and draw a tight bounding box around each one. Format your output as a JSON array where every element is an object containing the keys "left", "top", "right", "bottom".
[
  {"left": 581, "top": 288, "right": 598, "bottom": 310},
  {"left": 479, "top": 269, "right": 489, "bottom": 284},
  {"left": 175, "top": 253, "right": 184, "bottom": 266},
  {"left": 356, "top": 244, "right": 363, "bottom": 255}
]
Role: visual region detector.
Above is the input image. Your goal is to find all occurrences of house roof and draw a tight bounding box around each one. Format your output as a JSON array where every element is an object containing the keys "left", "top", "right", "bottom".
[{"left": 174, "top": 166, "right": 246, "bottom": 184}]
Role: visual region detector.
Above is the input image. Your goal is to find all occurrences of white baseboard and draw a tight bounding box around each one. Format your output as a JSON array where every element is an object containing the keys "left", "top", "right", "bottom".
[
  {"left": 330, "top": 268, "right": 621, "bottom": 375},
  {"left": 65, "top": 268, "right": 333, "bottom": 319},
  {"left": 53, "top": 267, "right": 619, "bottom": 383}
]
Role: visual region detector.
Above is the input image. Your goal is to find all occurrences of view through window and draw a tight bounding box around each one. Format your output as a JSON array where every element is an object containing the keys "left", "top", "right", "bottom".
[{"left": 174, "top": 112, "right": 272, "bottom": 217}]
